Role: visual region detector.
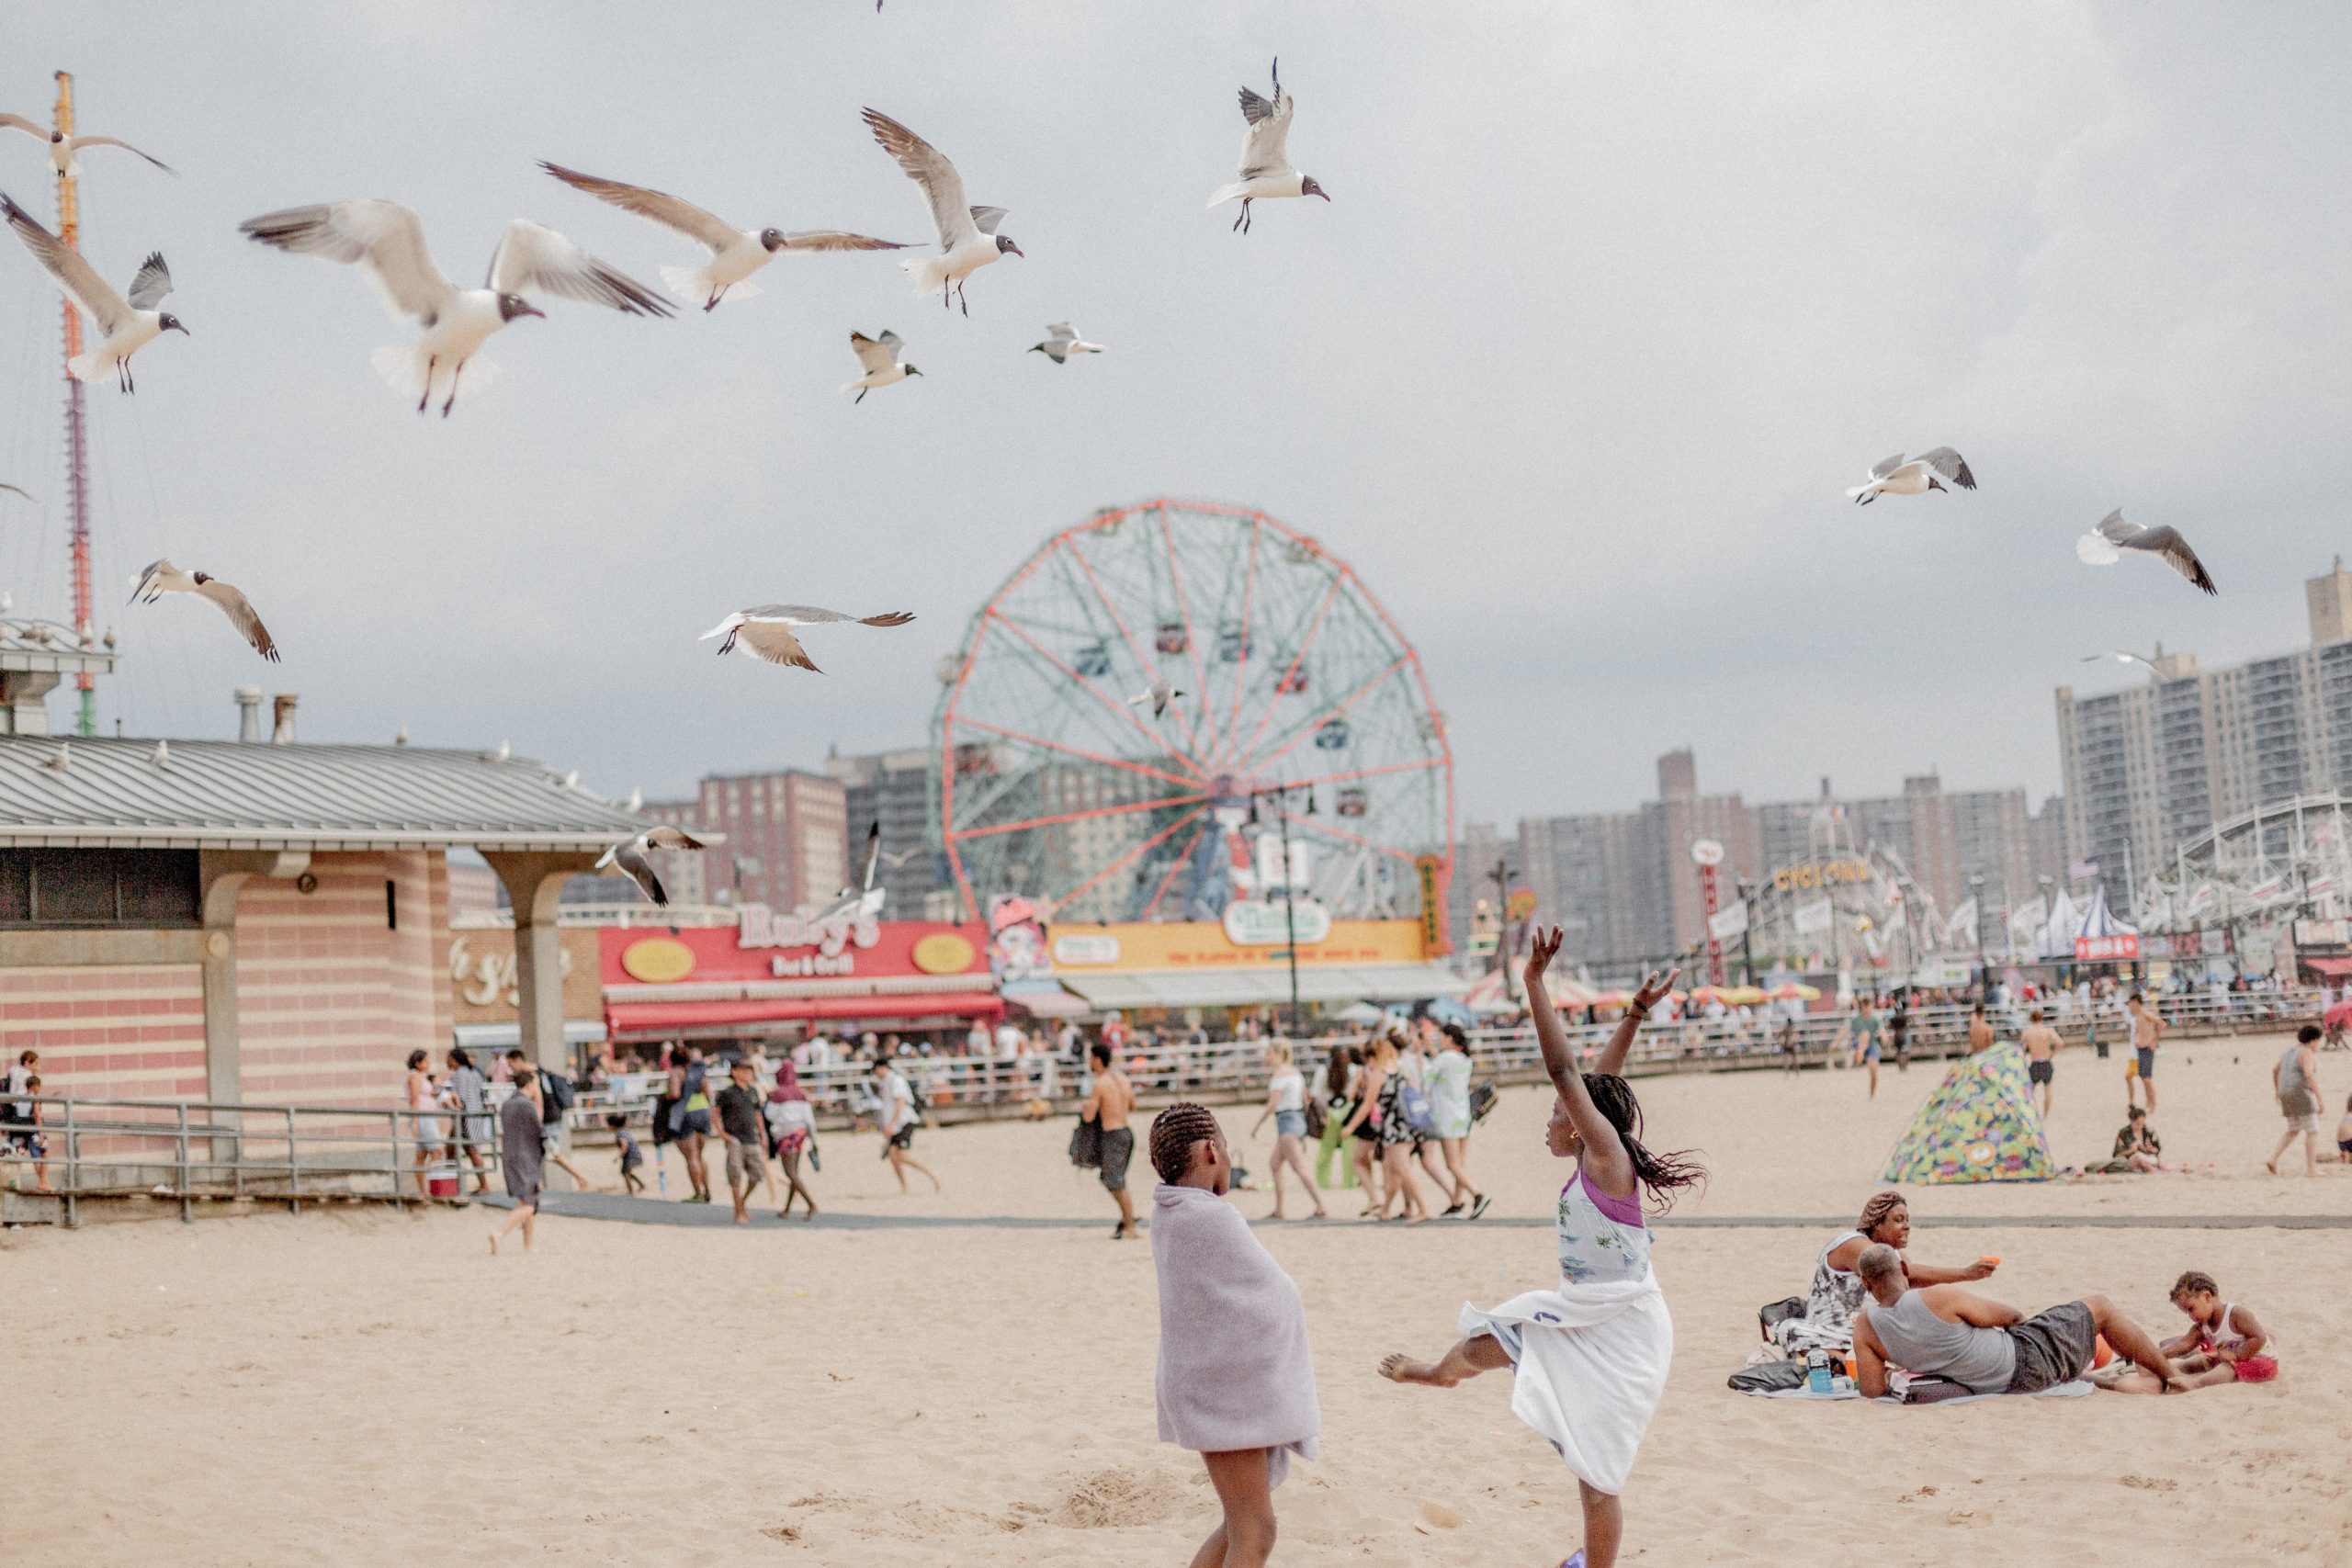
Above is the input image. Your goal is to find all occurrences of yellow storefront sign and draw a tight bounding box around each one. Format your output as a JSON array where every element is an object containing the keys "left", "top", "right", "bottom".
[{"left": 1048, "top": 918, "right": 1428, "bottom": 971}]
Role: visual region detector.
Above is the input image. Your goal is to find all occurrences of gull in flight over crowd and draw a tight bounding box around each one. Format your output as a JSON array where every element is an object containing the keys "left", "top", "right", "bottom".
[
  {"left": 1129, "top": 682, "right": 1184, "bottom": 718},
  {"left": 1030, "top": 322, "right": 1104, "bottom": 363},
  {"left": 0, "top": 114, "right": 172, "bottom": 177},
  {"left": 862, "top": 107, "right": 1022, "bottom": 314},
  {"left": 1207, "top": 59, "right": 1328, "bottom": 233},
  {"left": 130, "top": 560, "right": 278, "bottom": 660},
  {"left": 700, "top": 604, "right": 916, "bottom": 671},
  {"left": 1846, "top": 447, "right": 1976, "bottom": 504},
  {"left": 2081, "top": 650, "right": 2162, "bottom": 677},
  {"left": 2, "top": 193, "right": 186, "bottom": 391},
  {"left": 538, "top": 161, "right": 909, "bottom": 312},
  {"left": 596, "top": 825, "right": 707, "bottom": 908},
  {"left": 0, "top": 482, "right": 30, "bottom": 502},
  {"left": 240, "top": 200, "right": 671, "bottom": 415},
  {"left": 2075, "top": 509, "right": 2217, "bottom": 595},
  {"left": 816, "top": 822, "right": 887, "bottom": 923},
  {"left": 842, "top": 330, "right": 919, "bottom": 400}
]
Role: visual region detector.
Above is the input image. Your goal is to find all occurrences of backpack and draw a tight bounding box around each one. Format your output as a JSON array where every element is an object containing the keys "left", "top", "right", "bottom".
[
  {"left": 1399, "top": 1080, "right": 1434, "bottom": 1134},
  {"left": 538, "top": 1069, "right": 575, "bottom": 1117},
  {"left": 1467, "top": 1081, "right": 1499, "bottom": 1123}
]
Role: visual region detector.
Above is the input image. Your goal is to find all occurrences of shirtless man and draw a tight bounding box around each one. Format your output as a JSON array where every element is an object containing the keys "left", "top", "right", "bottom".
[
  {"left": 1967, "top": 1003, "right": 1994, "bottom": 1054},
  {"left": 1083, "top": 1041, "right": 1140, "bottom": 1239},
  {"left": 2020, "top": 1009, "right": 2062, "bottom": 1117},
  {"left": 2127, "top": 992, "right": 2163, "bottom": 1114}
]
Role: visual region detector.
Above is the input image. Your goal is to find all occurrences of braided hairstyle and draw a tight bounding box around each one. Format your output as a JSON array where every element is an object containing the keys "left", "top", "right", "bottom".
[
  {"left": 1149, "top": 1102, "right": 1223, "bottom": 1183},
  {"left": 1581, "top": 1073, "right": 1706, "bottom": 1213},
  {"left": 1857, "top": 1190, "right": 1906, "bottom": 1238}
]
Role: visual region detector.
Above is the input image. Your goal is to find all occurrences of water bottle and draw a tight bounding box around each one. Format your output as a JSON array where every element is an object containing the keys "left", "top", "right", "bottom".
[{"left": 1805, "top": 1348, "right": 1832, "bottom": 1394}]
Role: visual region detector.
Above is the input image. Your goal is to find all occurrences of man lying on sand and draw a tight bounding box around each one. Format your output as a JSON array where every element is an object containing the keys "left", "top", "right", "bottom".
[{"left": 1849, "top": 1244, "right": 2185, "bottom": 1399}]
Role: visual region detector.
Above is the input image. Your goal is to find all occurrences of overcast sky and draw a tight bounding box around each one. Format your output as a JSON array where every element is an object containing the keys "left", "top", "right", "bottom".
[{"left": 3, "top": 2, "right": 2346, "bottom": 834}]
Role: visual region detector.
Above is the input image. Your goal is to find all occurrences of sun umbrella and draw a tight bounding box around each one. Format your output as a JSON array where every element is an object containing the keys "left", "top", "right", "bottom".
[
  {"left": 1766, "top": 982, "right": 1823, "bottom": 1001},
  {"left": 2325, "top": 999, "right": 2352, "bottom": 1030}
]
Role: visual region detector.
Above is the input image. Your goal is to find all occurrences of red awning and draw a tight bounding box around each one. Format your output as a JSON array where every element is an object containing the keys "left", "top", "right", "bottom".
[
  {"left": 606, "top": 990, "right": 1002, "bottom": 1038},
  {"left": 2301, "top": 955, "right": 2352, "bottom": 976}
]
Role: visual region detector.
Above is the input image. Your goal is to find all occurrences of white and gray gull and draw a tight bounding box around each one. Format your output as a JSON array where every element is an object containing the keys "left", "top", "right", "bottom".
[
  {"left": 1207, "top": 59, "right": 1328, "bottom": 233},
  {"left": 862, "top": 107, "right": 1022, "bottom": 315},
  {"left": 841, "top": 330, "right": 919, "bottom": 401},
  {"left": 595, "top": 826, "right": 708, "bottom": 908},
  {"left": 699, "top": 604, "right": 916, "bottom": 672},
  {"left": 1, "top": 191, "right": 185, "bottom": 392},
  {"left": 1030, "top": 322, "right": 1104, "bottom": 363},
  {"left": 0, "top": 114, "right": 172, "bottom": 178},
  {"left": 1845, "top": 447, "right": 1976, "bottom": 504},
  {"left": 130, "top": 559, "right": 278, "bottom": 661},
  {"left": 538, "top": 161, "right": 909, "bottom": 312},
  {"left": 239, "top": 200, "right": 671, "bottom": 416},
  {"left": 2075, "top": 509, "right": 2216, "bottom": 595}
]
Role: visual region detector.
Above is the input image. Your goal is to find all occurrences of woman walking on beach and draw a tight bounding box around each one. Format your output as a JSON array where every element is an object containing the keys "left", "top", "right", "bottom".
[
  {"left": 404, "top": 1049, "right": 445, "bottom": 1199},
  {"left": 666, "top": 1043, "right": 714, "bottom": 1203},
  {"left": 766, "top": 1060, "right": 820, "bottom": 1218},
  {"left": 1313, "top": 1043, "right": 1359, "bottom": 1192},
  {"left": 1340, "top": 1038, "right": 1386, "bottom": 1212},
  {"left": 1250, "top": 1042, "right": 1327, "bottom": 1221},
  {"left": 1148, "top": 1103, "right": 1320, "bottom": 1568},
  {"left": 1376, "top": 931, "right": 1701, "bottom": 1568},
  {"left": 1429, "top": 1023, "right": 1488, "bottom": 1219},
  {"left": 445, "top": 1046, "right": 492, "bottom": 1196}
]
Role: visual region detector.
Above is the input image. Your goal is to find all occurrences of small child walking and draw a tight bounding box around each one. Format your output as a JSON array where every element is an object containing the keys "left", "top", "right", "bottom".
[
  {"left": 2101, "top": 1269, "right": 2275, "bottom": 1392},
  {"left": 1378, "top": 931, "right": 1701, "bottom": 1568},
  {"left": 1148, "top": 1103, "right": 1319, "bottom": 1568},
  {"left": 608, "top": 1112, "right": 645, "bottom": 1195}
]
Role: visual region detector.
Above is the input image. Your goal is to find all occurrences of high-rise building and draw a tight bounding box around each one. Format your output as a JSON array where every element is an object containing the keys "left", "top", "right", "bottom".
[
  {"left": 2055, "top": 560, "right": 2352, "bottom": 890},
  {"left": 693, "top": 770, "right": 847, "bottom": 913},
  {"left": 824, "top": 745, "right": 953, "bottom": 919}
]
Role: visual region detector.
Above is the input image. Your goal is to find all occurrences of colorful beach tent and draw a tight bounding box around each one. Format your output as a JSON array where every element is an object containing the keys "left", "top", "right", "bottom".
[{"left": 1880, "top": 1043, "right": 2056, "bottom": 1184}]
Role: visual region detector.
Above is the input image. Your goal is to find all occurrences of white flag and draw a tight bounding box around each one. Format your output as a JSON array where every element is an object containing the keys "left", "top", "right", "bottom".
[
  {"left": 2008, "top": 896, "right": 2047, "bottom": 939},
  {"left": 1709, "top": 900, "right": 1748, "bottom": 942},
  {"left": 1794, "top": 898, "right": 1835, "bottom": 936}
]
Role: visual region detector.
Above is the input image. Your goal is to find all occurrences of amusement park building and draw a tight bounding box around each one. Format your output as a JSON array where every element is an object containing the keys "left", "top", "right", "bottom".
[{"left": 2055, "top": 558, "right": 2352, "bottom": 893}]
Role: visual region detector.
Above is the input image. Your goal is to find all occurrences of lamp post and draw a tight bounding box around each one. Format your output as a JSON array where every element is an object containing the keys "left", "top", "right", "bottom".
[
  {"left": 1244, "top": 782, "right": 1317, "bottom": 1038},
  {"left": 1736, "top": 874, "right": 1756, "bottom": 986},
  {"left": 1969, "top": 873, "right": 1985, "bottom": 1002}
]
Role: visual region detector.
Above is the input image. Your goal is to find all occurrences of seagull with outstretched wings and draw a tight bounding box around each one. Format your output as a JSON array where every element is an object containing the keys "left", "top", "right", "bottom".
[
  {"left": 2, "top": 193, "right": 186, "bottom": 392},
  {"left": 130, "top": 559, "right": 279, "bottom": 660},
  {"left": 2075, "top": 509, "right": 2216, "bottom": 595},
  {"left": 0, "top": 114, "right": 173, "bottom": 177},
  {"left": 1846, "top": 446, "right": 1975, "bottom": 504},
  {"left": 1206, "top": 59, "right": 1329, "bottom": 232},
  {"left": 841, "top": 330, "right": 919, "bottom": 401},
  {"left": 862, "top": 107, "right": 1022, "bottom": 314},
  {"left": 595, "top": 825, "right": 707, "bottom": 908},
  {"left": 699, "top": 604, "right": 916, "bottom": 672}
]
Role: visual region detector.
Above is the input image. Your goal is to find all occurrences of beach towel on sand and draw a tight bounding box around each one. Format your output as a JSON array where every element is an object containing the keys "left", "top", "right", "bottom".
[
  {"left": 1150, "top": 1183, "right": 1320, "bottom": 1485},
  {"left": 1461, "top": 1277, "right": 1671, "bottom": 1496}
]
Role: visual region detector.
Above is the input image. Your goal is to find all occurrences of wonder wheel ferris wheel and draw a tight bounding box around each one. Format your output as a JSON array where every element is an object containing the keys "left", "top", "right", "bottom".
[{"left": 932, "top": 500, "right": 1453, "bottom": 925}]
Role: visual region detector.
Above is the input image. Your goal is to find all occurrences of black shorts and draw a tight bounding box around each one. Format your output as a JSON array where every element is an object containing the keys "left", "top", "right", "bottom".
[
  {"left": 2002, "top": 1301, "right": 2098, "bottom": 1394},
  {"left": 1098, "top": 1127, "right": 1135, "bottom": 1191},
  {"left": 2135, "top": 1046, "right": 2155, "bottom": 1079},
  {"left": 2029, "top": 1059, "right": 2053, "bottom": 1085},
  {"left": 885, "top": 1123, "right": 916, "bottom": 1152}
]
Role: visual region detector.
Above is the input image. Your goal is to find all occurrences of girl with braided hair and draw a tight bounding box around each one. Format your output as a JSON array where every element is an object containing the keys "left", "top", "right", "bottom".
[
  {"left": 1148, "top": 1103, "right": 1319, "bottom": 1568},
  {"left": 1376, "top": 927, "right": 1701, "bottom": 1568}
]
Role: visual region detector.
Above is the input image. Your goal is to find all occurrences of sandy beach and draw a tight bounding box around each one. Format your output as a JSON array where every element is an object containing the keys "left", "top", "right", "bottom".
[{"left": 8, "top": 1032, "right": 2349, "bottom": 1566}]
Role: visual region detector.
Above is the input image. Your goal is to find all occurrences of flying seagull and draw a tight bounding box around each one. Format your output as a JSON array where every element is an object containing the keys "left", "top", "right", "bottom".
[
  {"left": 841, "top": 330, "right": 919, "bottom": 401},
  {"left": 1128, "top": 682, "right": 1184, "bottom": 718},
  {"left": 1030, "top": 322, "right": 1104, "bottom": 363},
  {"left": 538, "top": 161, "right": 910, "bottom": 312},
  {"left": 239, "top": 200, "right": 671, "bottom": 416},
  {"left": 861, "top": 107, "right": 1023, "bottom": 314},
  {"left": 817, "top": 821, "right": 886, "bottom": 922},
  {"left": 594, "top": 824, "right": 708, "bottom": 908},
  {"left": 0, "top": 482, "right": 29, "bottom": 502},
  {"left": 130, "top": 559, "right": 278, "bottom": 660},
  {"left": 699, "top": 604, "right": 916, "bottom": 672},
  {"left": 2082, "top": 650, "right": 2161, "bottom": 677},
  {"left": 1207, "top": 59, "right": 1329, "bottom": 232},
  {"left": 1, "top": 192, "right": 185, "bottom": 392},
  {"left": 2075, "top": 509, "right": 2216, "bottom": 595},
  {"left": 1846, "top": 447, "right": 1976, "bottom": 504},
  {"left": 0, "top": 115, "right": 173, "bottom": 178}
]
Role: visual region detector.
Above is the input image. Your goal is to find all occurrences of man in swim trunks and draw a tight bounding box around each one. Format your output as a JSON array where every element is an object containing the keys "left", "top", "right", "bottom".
[
  {"left": 1849, "top": 1244, "right": 2182, "bottom": 1398},
  {"left": 2126, "top": 992, "right": 2162, "bottom": 1114},
  {"left": 1083, "top": 1041, "right": 1139, "bottom": 1239},
  {"left": 1967, "top": 1003, "right": 1994, "bottom": 1053},
  {"left": 2019, "top": 1009, "right": 2061, "bottom": 1117},
  {"left": 1847, "top": 998, "right": 1885, "bottom": 1100}
]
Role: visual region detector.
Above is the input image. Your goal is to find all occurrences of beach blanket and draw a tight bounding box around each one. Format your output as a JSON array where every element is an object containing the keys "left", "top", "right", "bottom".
[
  {"left": 1741, "top": 1377, "right": 2095, "bottom": 1404},
  {"left": 1149, "top": 1183, "right": 1319, "bottom": 1484},
  {"left": 1461, "top": 1277, "right": 1672, "bottom": 1495}
]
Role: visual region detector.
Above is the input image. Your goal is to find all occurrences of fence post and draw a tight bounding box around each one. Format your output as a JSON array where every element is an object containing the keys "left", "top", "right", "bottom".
[
  {"left": 62, "top": 1097, "right": 78, "bottom": 1229},
  {"left": 287, "top": 1106, "right": 301, "bottom": 1215},
  {"left": 175, "top": 1103, "right": 192, "bottom": 1224}
]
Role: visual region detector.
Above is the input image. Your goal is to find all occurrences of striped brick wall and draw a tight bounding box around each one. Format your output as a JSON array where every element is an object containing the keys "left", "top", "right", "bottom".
[
  {"left": 0, "top": 962, "right": 207, "bottom": 1100},
  {"left": 234, "top": 851, "right": 447, "bottom": 1109}
]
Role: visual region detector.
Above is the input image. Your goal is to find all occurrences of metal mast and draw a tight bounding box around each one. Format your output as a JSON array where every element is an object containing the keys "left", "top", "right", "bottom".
[{"left": 54, "top": 71, "right": 96, "bottom": 738}]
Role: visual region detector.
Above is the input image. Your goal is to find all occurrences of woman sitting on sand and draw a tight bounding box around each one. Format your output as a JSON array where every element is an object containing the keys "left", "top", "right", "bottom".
[{"left": 1766, "top": 1191, "right": 1997, "bottom": 1357}]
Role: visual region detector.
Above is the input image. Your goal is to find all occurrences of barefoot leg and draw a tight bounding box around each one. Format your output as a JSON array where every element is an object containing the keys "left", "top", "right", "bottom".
[
  {"left": 1199, "top": 1449, "right": 1276, "bottom": 1568},
  {"left": 1379, "top": 1332, "right": 1511, "bottom": 1388},
  {"left": 1578, "top": 1480, "right": 1623, "bottom": 1568}
]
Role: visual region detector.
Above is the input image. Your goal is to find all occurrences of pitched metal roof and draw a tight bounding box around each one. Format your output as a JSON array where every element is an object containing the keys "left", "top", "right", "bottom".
[{"left": 0, "top": 737, "right": 661, "bottom": 852}]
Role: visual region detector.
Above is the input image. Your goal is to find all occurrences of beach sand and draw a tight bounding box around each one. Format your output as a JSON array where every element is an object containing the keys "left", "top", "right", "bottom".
[{"left": 7, "top": 1033, "right": 2348, "bottom": 1565}]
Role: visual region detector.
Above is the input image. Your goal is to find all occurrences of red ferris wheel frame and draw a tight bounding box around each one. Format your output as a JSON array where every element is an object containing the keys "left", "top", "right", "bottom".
[{"left": 933, "top": 498, "right": 1456, "bottom": 925}]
